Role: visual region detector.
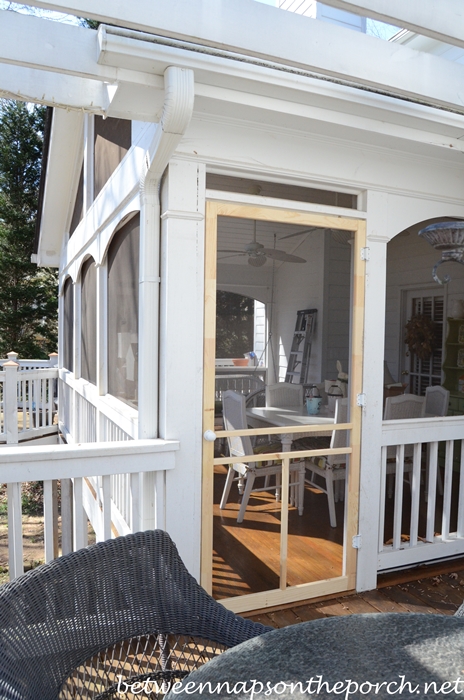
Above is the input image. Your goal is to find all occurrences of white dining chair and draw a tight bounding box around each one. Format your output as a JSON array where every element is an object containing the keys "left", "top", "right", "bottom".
[
  {"left": 424, "top": 386, "right": 448, "bottom": 497},
  {"left": 220, "top": 390, "right": 305, "bottom": 523},
  {"left": 384, "top": 394, "right": 426, "bottom": 421},
  {"left": 383, "top": 394, "right": 425, "bottom": 497},
  {"left": 304, "top": 398, "right": 348, "bottom": 528},
  {"left": 425, "top": 385, "right": 449, "bottom": 417},
  {"left": 265, "top": 382, "right": 303, "bottom": 407}
]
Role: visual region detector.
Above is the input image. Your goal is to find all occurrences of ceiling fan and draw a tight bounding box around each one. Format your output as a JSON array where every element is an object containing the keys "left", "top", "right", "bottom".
[
  {"left": 218, "top": 222, "right": 307, "bottom": 267},
  {"left": 279, "top": 227, "right": 353, "bottom": 245}
]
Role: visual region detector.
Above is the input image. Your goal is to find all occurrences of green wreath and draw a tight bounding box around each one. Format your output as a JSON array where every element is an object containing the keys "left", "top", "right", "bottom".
[{"left": 404, "top": 314, "right": 436, "bottom": 361}]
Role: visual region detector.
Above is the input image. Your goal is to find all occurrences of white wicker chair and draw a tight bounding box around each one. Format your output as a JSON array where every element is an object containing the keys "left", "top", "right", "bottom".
[
  {"left": 265, "top": 383, "right": 303, "bottom": 407},
  {"left": 220, "top": 390, "right": 305, "bottom": 523},
  {"left": 383, "top": 394, "right": 425, "bottom": 497},
  {"left": 304, "top": 398, "right": 348, "bottom": 528},
  {"left": 425, "top": 385, "right": 449, "bottom": 417}
]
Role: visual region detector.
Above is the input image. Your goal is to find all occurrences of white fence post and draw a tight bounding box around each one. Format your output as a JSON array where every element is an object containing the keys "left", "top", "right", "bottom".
[
  {"left": 4, "top": 360, "right": 19, "bottom": 445},
  {"left": 48, "top": 352, "right": 58, "bottom": 367}
]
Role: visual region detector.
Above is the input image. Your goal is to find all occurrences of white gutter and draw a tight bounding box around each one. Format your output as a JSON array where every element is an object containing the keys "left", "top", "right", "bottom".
[{"left": 138, "top": 65, "right": 194, "bottom": 439}]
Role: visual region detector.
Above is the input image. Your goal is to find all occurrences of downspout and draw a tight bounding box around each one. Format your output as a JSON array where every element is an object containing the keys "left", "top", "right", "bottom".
[{"left": 138, "top": 66, "right": 194, "bottom": 439}]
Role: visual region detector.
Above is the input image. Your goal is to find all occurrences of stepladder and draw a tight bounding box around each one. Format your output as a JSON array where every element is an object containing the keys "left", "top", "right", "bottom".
[{"left": 285, "top": 309, "right": 317, "bottom": 384}]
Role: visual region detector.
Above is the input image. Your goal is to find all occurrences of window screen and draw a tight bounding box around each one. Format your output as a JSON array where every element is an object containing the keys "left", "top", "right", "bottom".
[
  {"left": 94, "top": 116, "right": 131, "bottom": 198},
  {"left": 107, "top": 214, "right": 139, "bottom": 407},
  {"left": 62, "top": 277, "right": 74, "bottom": 372},
  {"left": 81, "top": 258, "right": 97, "bottom": 385}
]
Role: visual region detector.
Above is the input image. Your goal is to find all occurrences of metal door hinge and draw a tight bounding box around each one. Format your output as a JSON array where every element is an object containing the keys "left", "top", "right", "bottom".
[
  {"left": 356, "top": 393, "right": 366, "bottom": 407},
  {"left": 361, "top": 247, "right": 370, "bottom": 261},
  {"left": 352, "top": 534, "right": 362, "bottom": 549}
]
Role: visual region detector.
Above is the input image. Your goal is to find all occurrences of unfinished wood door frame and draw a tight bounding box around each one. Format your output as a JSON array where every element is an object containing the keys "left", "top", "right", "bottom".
[{"left": 201, "top": 201, "right": 366, "bottom": 612}]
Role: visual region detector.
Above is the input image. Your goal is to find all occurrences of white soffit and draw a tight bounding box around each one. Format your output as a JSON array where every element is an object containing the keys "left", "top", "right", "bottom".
[
  {"left": 38, "top": 109, "right": 84, "bottom": 267},
  {"left": 17, "top": 0, "right": 464, "bottom": 113}
]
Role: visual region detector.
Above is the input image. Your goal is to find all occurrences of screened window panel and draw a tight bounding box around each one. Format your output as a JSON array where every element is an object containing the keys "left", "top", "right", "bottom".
[
  {"left": 63, "top": 277, "right": 74, "bottom": 372},
  {"left": 94, "top": 116, "right": 131, "bottom": 197},
  {"left": 69, "top": 164, "right": 83, "bottom": 237},
  {"left": 107, "top": 214, "right": 139, "bottom": 407},
  {"left": 81, "top": 258, "right": 97, "bottom": 385}
]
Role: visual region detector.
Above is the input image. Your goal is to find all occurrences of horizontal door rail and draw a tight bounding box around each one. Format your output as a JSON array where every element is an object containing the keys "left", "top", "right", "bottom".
[
  {"left": 216, "top": 421, "right": 352, "bottom": 438},
  {"left": 213, "top": 445, "right": 352, "bottom": 467}
]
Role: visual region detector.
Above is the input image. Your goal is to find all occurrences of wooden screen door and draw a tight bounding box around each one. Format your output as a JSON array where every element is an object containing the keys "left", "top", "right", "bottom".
[{"left": 201, "top": 201, "right": 366, "bottom": 613}]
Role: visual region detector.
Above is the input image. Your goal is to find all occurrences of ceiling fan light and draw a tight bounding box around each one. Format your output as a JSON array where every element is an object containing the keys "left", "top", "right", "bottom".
[{"left": 248, "top": 255, "right": 266, "bottom": 267}]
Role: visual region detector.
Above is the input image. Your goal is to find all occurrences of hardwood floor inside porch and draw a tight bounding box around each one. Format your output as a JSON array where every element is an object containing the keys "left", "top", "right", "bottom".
[
  {"left": 213, "top": 461, "right": 461, "bottom": 602},
  {"left": 213, "top": 463, "right": 344, "bottom": 600}
]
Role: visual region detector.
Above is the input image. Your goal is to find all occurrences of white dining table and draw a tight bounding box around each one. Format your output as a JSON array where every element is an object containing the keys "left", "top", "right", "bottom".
[{"left": 246, "top": 404, "right": 334, "bottom": 451}]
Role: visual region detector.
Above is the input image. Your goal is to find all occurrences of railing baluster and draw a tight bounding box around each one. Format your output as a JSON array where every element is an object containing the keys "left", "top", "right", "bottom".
[
  {"left": 7, "top": 482, "right": 23, "bottom": 580},
  {"left": 442, "top": 440, "right": 454, "bottom": 540},
  {"left": 73, "top": 477, "right": 86, "bottom": 551},
  {"left": 102, "top": 474, "right": 112, "bottom": 540},
  {"left": 426, "top": 441, "right": 438, "bottom": 543},
  {"left": 458, "top": 440, "right": 464, "bottom": 538},
  {"left": 43, "top": 479, "right": 55, "bottom": 563},
  {"left": 378, "top": 446, "right": 387, "bottom": 552},
  {"left": 409, "top": 442, "right": 422, "bottom": 546},
  {"left": 392, "top": 444, "right": 405, "bottom": 550},
  {"left": 61, "top": 478, "right": 73, "bottom": 555},
  {"left": 130, "top": 472, "right": 141, "bottom": 533}
]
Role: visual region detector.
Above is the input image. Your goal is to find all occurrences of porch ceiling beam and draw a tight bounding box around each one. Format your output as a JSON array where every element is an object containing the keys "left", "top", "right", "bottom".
[
  {"left": 0, "top": 63, "right": 113, "bottom": 113},
  {"left": 0, "top": 11, "right": 164, "bottom": 91},
  {"left": 315, "top": 0, "right": 464, "bottom": 50},
  {"left": 13, "top": 0, "right": 464, "bottom": 113}
]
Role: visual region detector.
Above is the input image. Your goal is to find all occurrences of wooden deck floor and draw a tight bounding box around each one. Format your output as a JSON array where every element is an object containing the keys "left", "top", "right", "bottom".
[{"left": 245, "top": 558, "right": 464, "bottom": 627}]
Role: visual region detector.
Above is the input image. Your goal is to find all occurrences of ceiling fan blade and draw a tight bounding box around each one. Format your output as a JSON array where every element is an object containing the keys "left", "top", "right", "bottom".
[
  {"left": 217, "top": 249, "right": 246, "bottom": 254},
  {"left": 279, "top": 228, "right": 320, "bottom": 240},
  {"left": 261, "top": 248, "right": 306, "bottom": 263},
  {"left": 218, "top": 254, "right": 246, "bottom": 260}
]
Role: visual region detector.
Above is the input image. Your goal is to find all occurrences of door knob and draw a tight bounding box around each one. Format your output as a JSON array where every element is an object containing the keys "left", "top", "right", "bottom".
[{"left": 203, "top": 430, "right": 216, "bottom": 441}]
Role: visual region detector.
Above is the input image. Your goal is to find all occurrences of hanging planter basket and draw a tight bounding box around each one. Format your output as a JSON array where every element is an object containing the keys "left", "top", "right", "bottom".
[
  {"left": 419, "top": 221, "right": 464, "bottom": 284},
  {"left": 405, "top": 314, "right": 437, "bottom": 361}
]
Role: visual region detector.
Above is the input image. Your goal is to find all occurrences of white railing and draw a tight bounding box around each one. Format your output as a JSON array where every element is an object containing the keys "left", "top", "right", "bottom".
[
  {"left": 0, "top": 351, "right": 58, "bottom": 370},
  {"left": 2, "top": 438, "right": 179, "bottom": 580},
  {"left": 58, "top": 371, "right": 138, "bottom": 443},
  {"left": 378, "top": 416, "right": 464, "bottom": 570},
  {"left": 215, "top": 374, "right": 265, "bottom": 402},
  {"left": 0, "top": 358, "right": 59, "bottom": 445}
]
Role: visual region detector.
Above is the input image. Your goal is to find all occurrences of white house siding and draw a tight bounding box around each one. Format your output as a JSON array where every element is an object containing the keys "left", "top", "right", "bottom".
[
  {"left": 274, "top": 231, "right": 325, "bottom": 383},
  {"left": 321, "top": 235, "right": 351, "bottom": 382}
]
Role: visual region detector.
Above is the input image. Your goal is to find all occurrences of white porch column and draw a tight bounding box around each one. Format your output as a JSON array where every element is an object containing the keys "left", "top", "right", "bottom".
[
  {"left": 356, "top": 190, "right": 389, "bottom": 592},
  {"left": 159, "top": 158, "right": 206, "bottom": 577}
]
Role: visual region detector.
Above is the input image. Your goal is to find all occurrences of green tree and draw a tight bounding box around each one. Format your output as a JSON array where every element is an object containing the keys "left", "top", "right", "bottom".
[
  {"left": 0, "top": 100, "right": 58, "bottom": 358},
  {"left": 215, "top": 291, "right": 254, "bottom": 358}
]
